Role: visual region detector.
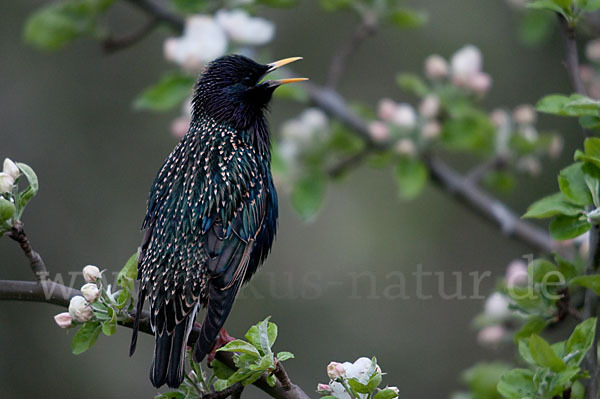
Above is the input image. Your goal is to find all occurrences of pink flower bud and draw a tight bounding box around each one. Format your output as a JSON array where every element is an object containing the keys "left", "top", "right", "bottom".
[
  {"left": 419, "top": 95, "right": 440, "bottom": 119},
  {"left": 425, "top": 55, "right": 449, "bottom": 80},
  {"left": 466, "top": 72, "right": 492, "bottom": 95},
  {"left": 317, "top": 383, "right": 331, "bottom": 393},
  {"left": 490, "top": 109, "right": 509, "bottom": 128},
  {"left": 327, "top": 362, "right": 345, "bottom": 379},
  {"left": 82, "top": 265, "right": 101, "bottom": 283},
  {"left": 477, "top": 325, "right": 506, "bottom": 347},
  {"left": 517, "top": 156, "right": 541, "bottom": 176},
  {"left": 394, "top": 139, "right": 416, "bottom": 157},
  {"left": 54, "top": 312, "right": 73, "bottom": 328},
  {"left": 422, "top": 121, "right": 441, "bottom": 140},
  {"left": 3, "top": 159, "right": 20, "bottom": 180},
  {"left": 68, "top": 295, "right": 93, "bottom": 322},
  {"left": 513, "top": 104, "right": 536, "bottom": 125},
  {"left": 81, "top": 283, "right": 100, "bottom": 303},
  {"left": 368, "top": 121, "right": 390, "bottom": 143},
  {"left": 377, "top": 98, "right": 398, "bottom": 122},
  {"left": 505, "top": 260, "right": 528, "bottom": 288}
]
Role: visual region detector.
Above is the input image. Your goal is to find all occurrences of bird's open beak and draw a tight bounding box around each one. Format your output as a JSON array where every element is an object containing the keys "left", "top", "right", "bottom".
[{"left": 264, "top": 57, "right": 308, "bottom": 87}]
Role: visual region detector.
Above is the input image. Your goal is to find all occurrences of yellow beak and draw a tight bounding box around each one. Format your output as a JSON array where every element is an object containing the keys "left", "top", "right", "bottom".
[{"left": 265, "top": 57, "right": 308, "bottom": 86}]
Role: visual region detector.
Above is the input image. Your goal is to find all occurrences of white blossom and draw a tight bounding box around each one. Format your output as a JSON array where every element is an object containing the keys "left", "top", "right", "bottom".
[
  {"left": 422, "top": 121, "right": 441, "bottom": 140},
  {"left": 506, "top": 260, "right": 528, "bottom": 288},
  {"left": 451, "top": 45, "right": 483, "bottom": 80},
  {"left": 68, "top": 295, "right": 93, "bottom": 322},
  {"left": 82, "top": 265, "right": 101, "bottom": 283},
  {"left": 326, "top": 362, "right": 345, "bottom": 379},
  {"left": 419, "top": 95, "right": 440, "bottom": 119},
  {"left": 3, "top": 159, "right": 20, "bottom": 180},
  {"left": 81, "top": 283, "right": 100, "bottom": 303},
  {"left": 425, "top": 55, "right": 449, "bottom": 80},
  {"left": 484, "top": 292, "right": 511, "bottom": 320},
  {"left": 513, "top": 104, "right": 536, "bottom": 125},
  {"left": 216, "top": 9, "right": 275, "bottom": 46},
  {"left": 368, "top": 121, "right": 390, "bottom": 143},
  {"left": 0, "top": 173, "right": 14, "bottom": 194},
  {"left": 391, "top": 103, "right": 417, "bottom": 129},
  {"left": 477, "top": 325, "right": 506, "bottom": 347},
  {"left": 164, "top": 15, "right": 228, "bottom": 70},
  {"left": 394, "top": 139, "right": 416, "bottom": 157}
]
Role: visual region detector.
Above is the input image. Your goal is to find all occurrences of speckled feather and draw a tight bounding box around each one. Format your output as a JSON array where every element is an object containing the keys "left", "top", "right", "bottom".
[{"left": 130, "top": 55, "right": 281, "bottom": 389}]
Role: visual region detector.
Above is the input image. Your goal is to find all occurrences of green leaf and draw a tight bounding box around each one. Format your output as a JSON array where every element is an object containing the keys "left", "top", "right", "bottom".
[
  {"left": 348, "top": 378, "right": 371, "bottom": 394},
  {"left": 394, "top": 158, "right": 428, "bottom": 199},
  {"left": 536, "top": 94, "right": 589, "bottom": 116},
  {"left": 441, "top": 110, "right": 495, "bottom": 153},
  {"left": 373, "top": 388, "right": 399, "bottom": 399},
  {"left": 529, "top": 334, "right": 566, "bottom": 371},
  {"left": 497, "top": 369, "right": 536, "bottom": 399},
  {"left": 258, "top": 317, "right": 275, "bottom": 355},
  {"left": 565, "top": 96, "right": 600, "bottom": 115},
  {"left": 518, "top": 10, "right": 555, "bottom": 46},
  {"left": 117, "top": 251, "right": 138, "bottom": 293},
  {"left": 217, "top": 340, "right": 261, "bottom": 357},
  {"left": 367, "top": 372, "right": 382, "bottom": 391},
  {"left": 579, "top": 115, "right": 600, "bottom": 131},
  {"left": 319, "top": 0, "right": 352, "bottom": 11},
  {"left": 386, "top": 8, "right": 428, "bottom": 29},
  {"left": 210, "top": 359, "right": 235, "bottom": 380},
  {"left": 245, "top": 317, "right": 277, "bottom": 354},
  {"left": 580, "top": 0, "right": 600, "bottom": 11},
  {"left": 528, "top": 259, "right": 560, "bottom": 283},
  {"left": 549, "top": 215, "right": 591, "bottom": 240},
  {"left": 518, "top": 339, "right": 536, "bottom": 365},
  {"left": 257, "top": 0, "right": 298, "bottom": 7},
  {"left": 290, "top": 171, "right": 327, "bottom": 221},
  {"left": 0, "top": 198, "right": 16, "bottom": 222},
  {"left": 461, "top": 362, "right": 511, "bottom": 399},
  {"left": 266, "top": 373, "right": 277, "bottom": 387},
  {"left": 514, "top": 316, "right": 549, "bottom": 343},
  {"left": 570, "top": 275, "right": 600, "bottom": 294},
  {"left": 523, "top": 192, "right": 583, "bottom": 218},
  {"left": 101, "top": 307, "right": 116, "bottom": 336},
  {"left": 558, "top": 163, "right": 593, "bottom": 206},
  {"left": 273, "top": 83, "right": 309, "bottom": 103},
  {"left": 396, "top": 73, "right": 429, "bottom": 97},
  {"left": 213, "top": 378, "right": 230, "bottom": 392},
  {"left": 134, "top": 72, "right": 194, "bottom": 111},
  {"left": 72, "top": 321, "right": 102, "bottom": 354},
  {"left": 527, "top": 0, "right": 567, "bottom": 15},
  {"left": 554, "top": 254, "right": 579, "bottom": 281},
  {"left": 565, "top": 318, "right": 597, "bottom": 366},
  {"left": 276, "top": 351, "right": 294, "bottom": 361},
  {"left": 16, "top": 162, "right": 39, "bottom": 210}
]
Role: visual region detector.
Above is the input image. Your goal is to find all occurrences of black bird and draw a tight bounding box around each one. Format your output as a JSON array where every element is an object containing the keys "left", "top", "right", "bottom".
[{"left": 129, "top": 55, "right": 307, "bottom": 388}]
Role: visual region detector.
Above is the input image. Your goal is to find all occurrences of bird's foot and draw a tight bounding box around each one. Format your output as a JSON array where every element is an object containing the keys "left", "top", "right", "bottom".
[{"left": 207, "top": 328, "right": 235, "bottom": 364}]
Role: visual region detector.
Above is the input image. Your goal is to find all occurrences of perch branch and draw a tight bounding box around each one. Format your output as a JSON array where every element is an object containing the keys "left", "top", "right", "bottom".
[
  {"left": 0, "top": 279, "right": 310, "bottom": 399},
  {"left": 122, "top": 0, "right": 184, "bottom": 34},
  {"left": 103, "top": 18, "right": 158, "bottom": 53},
  {"left": 8, "top": 221, "right": 48, "bottom": 281}
]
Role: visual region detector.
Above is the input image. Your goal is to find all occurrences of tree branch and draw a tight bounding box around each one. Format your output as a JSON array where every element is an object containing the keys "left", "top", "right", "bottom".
[
  {"left": 304, "top": 82, "right": 557, "bottom": 254},
  {"left": 326, "top": 12, "right": 377, "bottom": 89},
  {"left": 558, "top": 15, "right": 586, "bottom": 97},
  {"left": 8, "top": 221, "right": 48, "bottom": 281},
  {"left": 122, "top": 0, "right": 184, "bottom": 34},
  {"left": 0, "top": 279, "right": 310, "bottom": 399},
  {"left": 102, "top": 18, "right": 158, "bottom": 54}
]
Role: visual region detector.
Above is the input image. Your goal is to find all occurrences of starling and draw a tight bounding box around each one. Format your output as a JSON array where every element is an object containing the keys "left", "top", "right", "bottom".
[{"left": 129, "top": 55, "right": 307, "bottom": 388}]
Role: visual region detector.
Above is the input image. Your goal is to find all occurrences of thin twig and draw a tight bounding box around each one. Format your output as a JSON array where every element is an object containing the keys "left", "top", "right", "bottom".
[
  {"left": 327, "top": 147, "right": 374, "bottom": 178},
  {"left": 465, "top": 156, "right": 508, "bottom": 185},
  {"left": 0, "top": 279, "right": 310, "bottom": 399},
  {"left": 8, "top": 221, "right": 48, "bottom": 281},
  {"left": 103, "top": 18, "right": 158, "bottom": 54},
  {"left": 122, "top": 0, "right": 184, "bottom": 34},
  {"left": 326, "top": 12, "right": 377, "bottom": 89},
  {"left": 557, "top": 15, "right": 587, "bottom": 97},
  {"left": 203, "top": 382, "right": 243, "bottom": 399}
]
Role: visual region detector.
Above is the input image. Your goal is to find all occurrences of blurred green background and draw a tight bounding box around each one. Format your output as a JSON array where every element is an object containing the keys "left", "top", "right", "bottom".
[{"left": 0, "top": 0, "right": 582, "bottom": 397}]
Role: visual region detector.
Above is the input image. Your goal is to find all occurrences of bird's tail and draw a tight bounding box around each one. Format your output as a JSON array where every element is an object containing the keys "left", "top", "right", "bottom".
[
  {"left": 150, "top": 305, "right": 197, "bottom": 388},
  {"left": 193, "top": 280, "right": 241, "bottom": 363}
]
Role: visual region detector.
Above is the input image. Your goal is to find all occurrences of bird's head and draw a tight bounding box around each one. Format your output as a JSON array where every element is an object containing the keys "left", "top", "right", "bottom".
[{"left": 192, "top": 54, "right": 307, "bottom": 130}]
